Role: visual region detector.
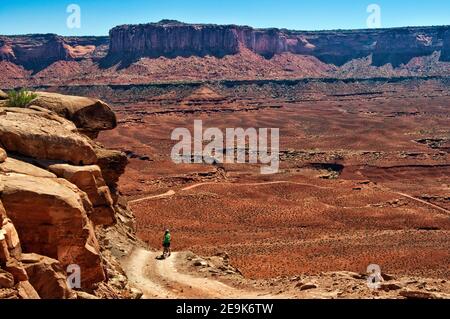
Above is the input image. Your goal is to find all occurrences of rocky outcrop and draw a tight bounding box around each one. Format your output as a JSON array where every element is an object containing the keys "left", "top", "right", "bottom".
[
  {"left": 48, "top": 164, "right": 116, "bottom": 226},
  {"left": 0, "top": 157, "right": 57, "bottom": 178},
  {"left": 31, "top": 92, "right": 117, "bottom": 136},
  {"left": 21, "top": 253, "right": 74, "bottom": 299},
  {"left": 0, "top": 172, "right": 105, "bottom": 288},
  {"left": 0, "top": 34, "right": 70, "bottom": 71},
  {"left": 0, "top": 90, "right": 138, "bottom": 298},
  {"left": 0, "top": 34, "right": 109, "bottom": 72},
  {"left": 0, "top": 107, "right": 97, "bottom": 165},
  {"left": 1, "top": 195, "right": 41, "bottom": 299},
  {"left": 93, "top": 146, "right": 128, "bottom": 203}
]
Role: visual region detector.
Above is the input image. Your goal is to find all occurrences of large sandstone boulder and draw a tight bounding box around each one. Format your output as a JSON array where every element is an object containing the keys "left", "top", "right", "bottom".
[
  {"left": 0, "top": 172, "right": 105, "bottom": 288},
  {"left": 31, "top": 92, "right": 117, "bottom": 134},
  {"left": 21, "top": 253, "right": 74, "bottom": 299},
  {"left": 0, "top": 107, "right": 97, "bottom": 165},
  {"left": 0, "top": 157, "right": 57, "bottom": 178},
  {"left": 0, "top": 90, "right": 8, "bottom": 100},
  {"left": 48, "top": 164, "right": 116, "bottom": 226}
]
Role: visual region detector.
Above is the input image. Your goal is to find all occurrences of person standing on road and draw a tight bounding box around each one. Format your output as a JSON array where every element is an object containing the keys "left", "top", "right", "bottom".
[{"left": 162, "top": 229, "right": 172, "bottom": 257}]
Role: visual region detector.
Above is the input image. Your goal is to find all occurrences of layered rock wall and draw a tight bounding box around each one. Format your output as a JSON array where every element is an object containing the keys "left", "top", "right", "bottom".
[
  {"left": 0, "top": 92, "right": 138, "bottom": 298},
  {"left": 108, "top": 21, "right": 239, "bottom": 59},
  {"left": 2, "top": 21, "right": 450, "bottom": 71},
  {"left": 107, "top": 22, "right": 450, "bottom": 66}
]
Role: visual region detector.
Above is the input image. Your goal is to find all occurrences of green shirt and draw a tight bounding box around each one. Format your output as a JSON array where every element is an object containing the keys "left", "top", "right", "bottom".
[{"left": 163, "top": 233, "right": 171, "bottom": 244}]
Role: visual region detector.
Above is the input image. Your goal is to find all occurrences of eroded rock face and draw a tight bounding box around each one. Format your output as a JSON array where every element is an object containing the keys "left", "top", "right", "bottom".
[
  {"left": 108, "top": 20, "right": 239, "bottom": 60},
  {"left": 0, "top": 34, "right": 70, "bottom": 71},
  {"left": 1, "top": 196, "right": 41, "bottom": 299},
  {"left": 31, "top": 92, "right": 117, "bottom": 134},
  {"left": 0, "top": 173, "right": 105, "bottom": 288},
  {"left": 48, "top": 164, "right": 116, "bottom": 226},
  {"left": 107, "top": 21, "right": 450, "bottom": 66},
  {"left": 0, "top": 92, "right": 136, "bottom": 298},
  {"left": 94, "top": 146, "right": 128, "bottom": 203},
  {"left": 0, "top": 107, "right": 97, "bottom": 165},
  {"left": 21, "top": 253, "right": 74, "bottom": 299}
]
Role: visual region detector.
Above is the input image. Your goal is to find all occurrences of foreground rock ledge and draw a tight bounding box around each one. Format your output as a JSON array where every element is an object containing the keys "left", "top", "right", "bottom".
[
  {"left": 48, "top": 164, "right": 116, "bottom": 226},
  {"left": 0, "top": 91, "right": 137, "bottom": 298},
  {"left": 31, "top": 92, "right": 117, "bottom": 136},
  {"left": 0, "top": 107, "right": 97, "bottom": 165},
  {"left": 0, "top": 173, "right": 105, "bottom": 288}
]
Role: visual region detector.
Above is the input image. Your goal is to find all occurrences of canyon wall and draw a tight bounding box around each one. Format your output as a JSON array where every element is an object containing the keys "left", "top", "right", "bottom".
[
  {"left": 107, "top": 21, "right": 450, "bottom": 67},
  {"left": 1, "top": 21, "right": 450, "bottom": 85},
  {"left": 0, "top": 34, "right": 70, "bottom": 70},
  {"left": 234, "top": 26, "right": 450, "bottom": 66},
  {"left": 0, "top": 34, "right": 109, "bottom": 71},
  {"left": 0, "top": 91, "right": 140, "bottom": 299},
  {"left": 108, "top": 20, "right": 239, "bottom": 59}
]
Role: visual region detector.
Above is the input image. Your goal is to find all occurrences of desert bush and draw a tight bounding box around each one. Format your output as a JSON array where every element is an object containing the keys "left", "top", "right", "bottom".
[{"left": 7, "top": 89, "right": 37, "bottom": 107}]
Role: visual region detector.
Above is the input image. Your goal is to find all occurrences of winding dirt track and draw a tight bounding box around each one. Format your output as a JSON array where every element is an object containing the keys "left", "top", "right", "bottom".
[
  {"left": 129, "top": 181, "right": 331, "bottom": 204},
  {"left": 125, "top": 180, "right": 449, "bottom": 298},
  {"left": 129, "top": 190, "right": 176, "bottom": 204},
  {"left": 122, "top": 248, "right": 285, "bottom": 299},
  {"left": 395, "top": 192, "right": 450, "bottom": 216},
  {"left": 375, "top": 186, "right": 450, "bottom": 216},
  {"left": 129, "top": 181, "right": 450, "bottom": 216}
]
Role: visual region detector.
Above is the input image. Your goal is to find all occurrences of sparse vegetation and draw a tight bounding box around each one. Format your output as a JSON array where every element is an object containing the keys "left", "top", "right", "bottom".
[{"left": 7, "top": 89, "right": 37, "bottom": 107}]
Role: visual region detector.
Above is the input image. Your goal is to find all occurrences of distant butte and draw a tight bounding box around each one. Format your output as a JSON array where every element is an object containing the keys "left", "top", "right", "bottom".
[{"left": 1, "top": 21, "right": 450, "bottom": 87}]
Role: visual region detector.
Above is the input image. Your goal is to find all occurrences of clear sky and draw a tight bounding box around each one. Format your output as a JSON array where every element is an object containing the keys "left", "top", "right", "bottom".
[{"left": 1, "top": 0, "right": 449, "bottom": 36}]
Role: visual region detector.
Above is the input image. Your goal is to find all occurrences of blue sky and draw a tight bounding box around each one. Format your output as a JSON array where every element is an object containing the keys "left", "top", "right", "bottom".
[{"left": 0, "top": 0, "right": 449, "bottom": 36}]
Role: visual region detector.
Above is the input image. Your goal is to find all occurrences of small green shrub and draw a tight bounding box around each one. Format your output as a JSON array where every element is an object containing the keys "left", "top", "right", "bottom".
[{"left": 7, "top": 89, "right": 37, "bottom": 107}]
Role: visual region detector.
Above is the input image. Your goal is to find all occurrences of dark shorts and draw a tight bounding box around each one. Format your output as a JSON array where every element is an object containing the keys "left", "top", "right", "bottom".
[{"left": 163, "top": 242, "right": 171, "bottom": 248}]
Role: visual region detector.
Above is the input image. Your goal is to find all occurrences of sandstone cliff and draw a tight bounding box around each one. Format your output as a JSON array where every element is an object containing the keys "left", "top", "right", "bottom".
[
  {"left": 108, "top": 20, "right": 239, "bottom": 61},
  {"left": 0, "top": 92, "right": 140, "bottom": 299},
  {"left": 107, "top": 21, "right": 450, "bottom": 67},
  {"left": 0, "top": 34, "right": 109, "bottom": 72},
  {"left": 1, "top": 21, "right": 450, "bottom": 79}
]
